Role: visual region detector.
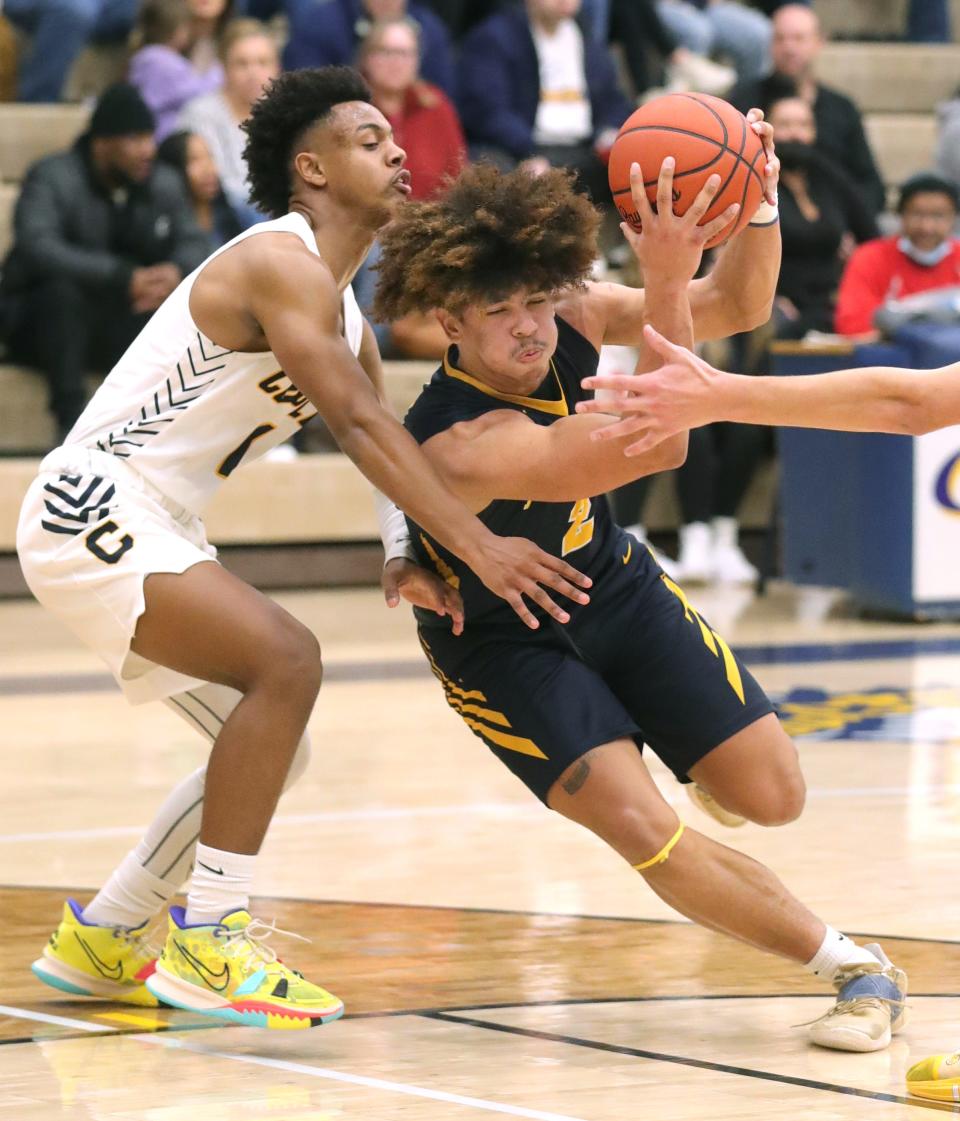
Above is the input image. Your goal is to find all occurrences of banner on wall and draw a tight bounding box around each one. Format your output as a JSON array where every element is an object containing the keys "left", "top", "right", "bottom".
[{"left": 913, "top": 425, "right": 960, "bottom": 601}]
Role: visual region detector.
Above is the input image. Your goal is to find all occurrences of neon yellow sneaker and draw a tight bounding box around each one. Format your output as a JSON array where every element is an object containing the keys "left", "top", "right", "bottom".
[
  {"left": 907, "top": 1052, "right": 960, "bottom": 1102},
  {"left": 32, "top": 899, "right": 160, "bottom": 1007},
  {"left": 145, "top": 906, "right": 344, "bottom": 1029}
]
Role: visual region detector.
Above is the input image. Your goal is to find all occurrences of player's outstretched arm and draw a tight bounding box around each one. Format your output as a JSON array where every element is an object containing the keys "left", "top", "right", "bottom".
[
  {"left": 578, "top": 324, "right": 960, "bottom": 453},
  {"left": 247, "top": 244, "right": 591, "bottom": 629}
]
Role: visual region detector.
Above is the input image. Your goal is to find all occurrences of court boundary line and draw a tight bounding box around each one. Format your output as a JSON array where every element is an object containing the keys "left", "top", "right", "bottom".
[
  {"left": 423, "top": 1010, "right": 960, "bottom": 1114},
  {"left": 130, "top": 1031, "right": 592, "bottom": 1121},
  {"left": 0, "top": 1003, "right": 113, "bottom": 1034}
]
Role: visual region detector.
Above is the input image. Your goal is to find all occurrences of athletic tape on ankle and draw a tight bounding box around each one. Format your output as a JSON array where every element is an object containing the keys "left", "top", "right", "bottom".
[{"left": 632, "top": 822, "right": 685, "bottom": 871}]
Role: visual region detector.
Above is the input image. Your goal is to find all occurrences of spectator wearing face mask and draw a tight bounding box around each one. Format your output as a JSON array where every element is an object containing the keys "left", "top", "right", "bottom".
[
  {"left": 767, "top": 92, "right": 878, "bottom": 340},
  {"left": 835, "top": 173, "right": 960, "bottom": 340},
  {"left": 729, "top": 4, "right": 885, "bottom": 217}
]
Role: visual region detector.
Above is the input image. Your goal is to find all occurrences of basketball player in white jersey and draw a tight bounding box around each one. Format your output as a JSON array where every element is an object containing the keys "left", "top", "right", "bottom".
[{"left": 16, "top": 67, "right": 591, "bottom": 1030}]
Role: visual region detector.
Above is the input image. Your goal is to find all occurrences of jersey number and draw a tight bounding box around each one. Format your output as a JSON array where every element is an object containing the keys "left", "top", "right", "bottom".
[
  {"left": 217, "top": 424, "right": 277, "bottom": 478},
  {"left": 562, "top": 498, "right": 595, "bottom": 556},
  {"left": 85, "top": 521, "right": 134, "bottom": 565}
]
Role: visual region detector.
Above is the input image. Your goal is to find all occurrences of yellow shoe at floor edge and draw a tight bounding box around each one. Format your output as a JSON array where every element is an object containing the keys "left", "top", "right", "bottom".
[
  {"left": 145, "top": 906, "right": 344, "bottom": 1029},
  {"left": 907, "top": 1052, "right": 960, "bottom": 1102},
  {"left": 31, "top": 898, "right": 160, "bottom": 1008}
]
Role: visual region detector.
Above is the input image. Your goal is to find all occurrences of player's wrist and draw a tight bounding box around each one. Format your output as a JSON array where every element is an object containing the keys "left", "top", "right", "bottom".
[
  {"left": 454, "top": 522, "right": 493, "bottom": 570},
  {"left": 715, "top": 370, "right": 752, "bottom": 422},
  {"left": 749, "top": 197, "right": 779, "bottom": 226},
  {"left": 639, "top": 272, "right": 694, "bottom": 301}
]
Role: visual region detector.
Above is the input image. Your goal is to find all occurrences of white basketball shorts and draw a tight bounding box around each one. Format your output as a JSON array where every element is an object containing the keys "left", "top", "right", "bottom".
[{"left": 16, "top": 446, "right": 218, "bottom": 705}]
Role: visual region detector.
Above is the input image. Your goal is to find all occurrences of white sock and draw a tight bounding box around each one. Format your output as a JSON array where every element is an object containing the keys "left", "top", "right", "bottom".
[
  {"left": 804, "top": 925, "right": 880, "bottom": 983},
  {"left": 185, "top": 843, "right": 257, "bottom": 926},
  {"left": 82, "top": 851, "right": 178, "bottom": 928}
]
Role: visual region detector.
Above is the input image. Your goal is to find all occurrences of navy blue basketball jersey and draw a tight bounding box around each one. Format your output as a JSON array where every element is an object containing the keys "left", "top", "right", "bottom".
[{"left": 404, "top": 315, "right": 630, "bottom": 630}]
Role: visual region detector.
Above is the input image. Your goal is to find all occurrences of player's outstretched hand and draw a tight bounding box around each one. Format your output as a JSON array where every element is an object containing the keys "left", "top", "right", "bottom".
[
  {"left": 745, "top": 107, "right": 780, "bottom": 205},
  {"left": 621, "top": 157, "right": 740, "bottom": 286},
  {"left": 382, "top": 558, "right": 465, "bottom": 636},
  {"left": 470, "top": 536, "right": 592, "bottom": 629},
  {"left": 577, "top": 324, "right": 728, "bottom": 455}
]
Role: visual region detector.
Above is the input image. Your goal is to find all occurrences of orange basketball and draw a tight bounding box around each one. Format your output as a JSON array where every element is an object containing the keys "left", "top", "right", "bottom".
[{"left": 608, "top": 93, "right": 766, "bottom": 250}]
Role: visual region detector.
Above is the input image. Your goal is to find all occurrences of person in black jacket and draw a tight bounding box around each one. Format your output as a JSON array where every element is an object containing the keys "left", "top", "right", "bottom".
[
  {"left": 0, "top": 84, "right": 208, "bottom": 440},
  {"left": 728, "top": 4, "right": 885, "bottom": 216},
  {"left": 767, "top": 92, "right": 879, "bottom": 338}
]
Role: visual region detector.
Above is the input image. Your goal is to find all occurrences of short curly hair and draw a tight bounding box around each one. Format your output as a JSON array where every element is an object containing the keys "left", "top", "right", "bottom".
[
  {"left": 372, "top": 163, "right": 601, "bottom": 320},
  {"left": 242, "top": 66, "right": 371, "bottom": 218}
]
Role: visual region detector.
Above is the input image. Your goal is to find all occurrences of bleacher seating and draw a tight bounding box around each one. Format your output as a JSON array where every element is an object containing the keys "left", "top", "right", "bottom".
[
  {"left": 0, "top": 21, "right": 956, "bottom": 563},
  {"left": 0, "top": 104, "right": 88, "bottom": 182}
]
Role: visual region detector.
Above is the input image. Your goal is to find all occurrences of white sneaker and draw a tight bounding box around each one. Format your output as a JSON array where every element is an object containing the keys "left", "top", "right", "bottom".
[
  {"left": 807, "top": 944, "right": 908, "bottom": 1053},
  {"left": 676, "top": 521, "right": 713, "bottom": 583},
  {"left": 711, "top": 517, "right": 758, "bottom": 585},
  {"left": 622, "top": 524, "right": 680, "bottom": 580}
]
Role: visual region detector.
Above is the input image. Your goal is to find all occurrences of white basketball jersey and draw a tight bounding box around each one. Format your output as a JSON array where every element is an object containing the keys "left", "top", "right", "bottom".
[{"left": 64, "top": 212, "right": 364, "bottom": 514}]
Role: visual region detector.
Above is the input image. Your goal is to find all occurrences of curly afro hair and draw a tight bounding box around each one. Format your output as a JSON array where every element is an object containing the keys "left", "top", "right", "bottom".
[
  {"left": 372, "top": 163, "right": 601, "bottom": 320},
  {"left": 242, "top": 66, "right": 371, "bottom": 218}
]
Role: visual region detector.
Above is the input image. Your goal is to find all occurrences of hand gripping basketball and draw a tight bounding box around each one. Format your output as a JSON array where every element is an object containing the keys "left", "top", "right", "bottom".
[
  {"left": 618, "top": 157, "right": 740, "bottom": 286},
  {"left": 608, "top": 93, "right": 766, "bottom": 249}
]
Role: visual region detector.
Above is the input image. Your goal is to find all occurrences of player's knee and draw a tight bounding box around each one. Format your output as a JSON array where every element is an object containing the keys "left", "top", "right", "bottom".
[
  {"left": 747, "top": 770, "right": 806, "bottom": 826},
  {"left": 255, "top": 616, "right": 323, "bottom": 701},
  {"left": 283, "top": 731, "right": 312, "bottom": 790}
]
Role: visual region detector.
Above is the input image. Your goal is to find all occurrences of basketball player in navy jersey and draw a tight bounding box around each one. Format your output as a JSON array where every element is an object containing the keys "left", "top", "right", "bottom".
[
  {"left": 372, "top": 153, "right": 908, "bottom": 1052},
  {"left": 16, "top": 67, "right": 592, "bottom": 1028},
  {"left": 577, "top": 273, "right": 960, "bottom": 1095}
]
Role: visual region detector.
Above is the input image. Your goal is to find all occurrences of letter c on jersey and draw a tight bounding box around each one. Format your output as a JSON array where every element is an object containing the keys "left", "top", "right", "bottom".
[{"left": 85, "top": 521, "right": 134, "bottom": 565}]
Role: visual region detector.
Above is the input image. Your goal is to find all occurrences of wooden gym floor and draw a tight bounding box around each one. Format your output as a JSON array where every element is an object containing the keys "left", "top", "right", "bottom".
[{"left": 2, "top": 581, "right": 960, "bottom": 1119}]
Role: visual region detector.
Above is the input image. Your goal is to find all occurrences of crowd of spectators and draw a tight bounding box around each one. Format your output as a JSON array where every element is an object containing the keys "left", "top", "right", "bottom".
[{"left": 0, "top": 0, "right": 957, "bottom": 577}]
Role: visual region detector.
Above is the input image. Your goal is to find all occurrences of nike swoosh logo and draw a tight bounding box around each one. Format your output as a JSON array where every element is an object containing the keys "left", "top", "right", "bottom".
[
  {"left": 622, "top": 542, "right": 632, "bottom": 565},
  {"left": 174, "top": 939, "right": 231, "bottom": 992},
  {"left": 74, "top": 934, "right": 124, "bottom": 981},
  {"left": 197, "top": 861, "right": 224, "bottom": 875}
]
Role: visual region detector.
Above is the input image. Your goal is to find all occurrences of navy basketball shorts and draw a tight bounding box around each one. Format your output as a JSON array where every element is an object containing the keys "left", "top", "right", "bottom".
[{"left": 418, "top": 548, "right": 774, "bottom": 803}]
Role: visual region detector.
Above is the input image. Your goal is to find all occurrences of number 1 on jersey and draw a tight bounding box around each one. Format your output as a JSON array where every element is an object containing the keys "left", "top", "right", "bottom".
[
  {"left": 562, "top": 498, "right": 594, "bottom": 556},
  {"left": 217, "top": 423, "right": 277, "bottom": 478}
]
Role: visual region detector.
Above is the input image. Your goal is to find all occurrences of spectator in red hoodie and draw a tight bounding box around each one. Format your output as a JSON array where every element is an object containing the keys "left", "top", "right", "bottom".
[
  {"left": 835, "top": 173, "right": 960, "bottom": 339},
  {"left": 358, "top": 17, "right": 465, "bottom": 202}
]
